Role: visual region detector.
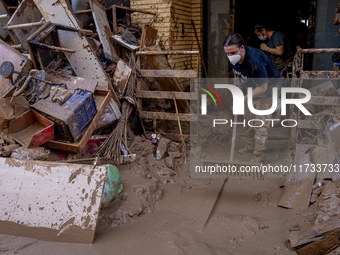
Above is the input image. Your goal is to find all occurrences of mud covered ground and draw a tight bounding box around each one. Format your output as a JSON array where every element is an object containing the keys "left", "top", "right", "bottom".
[{"left": 0, "top": 135, "right": 331, "bottom": 255}]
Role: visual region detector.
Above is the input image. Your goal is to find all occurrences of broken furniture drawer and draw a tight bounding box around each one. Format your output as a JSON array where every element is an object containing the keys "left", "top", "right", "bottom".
[
  {"left": 43, "top": 90, "right": 111, "bottom": 153},
  {"left": 8, "top": 109, "right": 54, "bottom": 147}
]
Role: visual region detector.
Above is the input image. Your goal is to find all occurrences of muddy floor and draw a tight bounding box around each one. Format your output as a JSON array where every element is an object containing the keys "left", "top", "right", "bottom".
[{"left": 0, "top": 135, "right": 321, "bottom": 255}]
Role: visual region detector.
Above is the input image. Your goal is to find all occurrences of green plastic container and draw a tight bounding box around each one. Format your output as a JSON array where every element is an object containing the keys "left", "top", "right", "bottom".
[{"left": 101, "top": 164, "right": 123, "bottom": 208}]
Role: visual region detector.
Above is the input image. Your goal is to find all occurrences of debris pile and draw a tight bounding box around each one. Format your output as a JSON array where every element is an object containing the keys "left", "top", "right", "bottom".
[{"left": 0, "top": 0, "right": 195, "bottom": 244}]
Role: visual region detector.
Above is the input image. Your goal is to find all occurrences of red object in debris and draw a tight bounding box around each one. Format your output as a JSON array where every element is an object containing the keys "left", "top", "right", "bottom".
[
  {"left": 8, "top": 109, "right": 54, "bottom": 147},
  {"left": 57, "top": 150, "right": 69, "bottom": 160},
  {"left": 87, "top": 136, "right": 108, "bottom": 155}
]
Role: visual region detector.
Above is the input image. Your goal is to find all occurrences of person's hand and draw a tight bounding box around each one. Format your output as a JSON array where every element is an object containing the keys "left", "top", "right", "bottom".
[{"left": 260, "top": 43, "right": 269, "bottom": 52}]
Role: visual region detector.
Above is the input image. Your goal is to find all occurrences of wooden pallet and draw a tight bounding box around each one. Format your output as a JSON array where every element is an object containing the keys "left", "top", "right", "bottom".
[{"left": 136, "top": 50, "right": 199, "bottom": 141}]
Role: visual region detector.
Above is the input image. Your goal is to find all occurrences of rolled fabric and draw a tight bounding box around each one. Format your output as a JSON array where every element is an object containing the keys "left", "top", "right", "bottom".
[{"left": 1, "top": 144, "right": 20, "bottom": 157}]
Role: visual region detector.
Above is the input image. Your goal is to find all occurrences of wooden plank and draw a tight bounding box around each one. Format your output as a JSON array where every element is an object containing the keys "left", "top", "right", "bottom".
[
  {"left": 139, "top": 69, "right": 198, "bottom": 78},
  {"left": 5, "top": 0, "right": 43, "bottom": 51},
  {"left": 300, "top": 48, "right": 340, "bottom": 53},
  {"left": 140, "top": 25, "right": 158, "bottom": 49},
  {"left": 287, "top": 221, "right": 340, "bottom": 252},
  {"left": 141, "top": 111, "right": 197, "bottom": 122},
  {"left": 136, "top": 90, "right": 198, "bottom": 100},
  {"left": 90, "top": 0, "right": 119, "bottom": 62},
  {"left": 137, "top": 50, "right": 199, "bottom": 55},
  {"left": 113, "top": 59, "right": 132, "bottom": 97},
  {"left": 0, "top": 158, "right": 107, "bottom": 244}
]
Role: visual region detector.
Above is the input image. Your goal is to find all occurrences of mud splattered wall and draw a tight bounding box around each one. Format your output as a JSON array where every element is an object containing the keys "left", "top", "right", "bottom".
[{"left": 131, "top": 0, "right": 203, "bottom": 90}]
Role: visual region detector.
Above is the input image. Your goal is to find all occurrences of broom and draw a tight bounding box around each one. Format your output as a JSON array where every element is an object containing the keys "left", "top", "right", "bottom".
[{"left": 95, "top": 53, "right": 136, "bottom": 163}]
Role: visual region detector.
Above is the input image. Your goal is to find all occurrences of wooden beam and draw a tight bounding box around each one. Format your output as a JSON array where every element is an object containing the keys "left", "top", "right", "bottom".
[
  {"left": 6, "top": 21, "right": 45, "bottom": 30},
  {"left": 136, "top": 90, "right": 198, "bottom": 100},
  {"left": 138, "top": 69, "right": 198, "bottom": 78},
  {"left": 32, "top": 42, "right": 76, "bottom": 53},
  {"left": 287, "top": 221, "right": 340, "bottom": 252},
  {"left": 141, "top": 111, "right": 197, "bottom": 122},
  {"left": 73, "top": 9, "right": 92, "bottom": 15},
  {"left": 300, "top": 48, "right": 340, "bottom": 53},
  {"left": 137, "top": 51, "right": 199, "bottom": 55}
]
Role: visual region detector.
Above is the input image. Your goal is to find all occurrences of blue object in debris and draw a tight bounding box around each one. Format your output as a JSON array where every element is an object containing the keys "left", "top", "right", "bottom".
[{"left": 63, "top": 89, "right": 97, "bottom": 136}]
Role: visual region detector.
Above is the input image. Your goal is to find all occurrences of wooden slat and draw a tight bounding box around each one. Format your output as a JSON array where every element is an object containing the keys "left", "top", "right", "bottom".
[
  {"left": 139, "top": 69, "right": 197, "bottom": 78},
  {"left": 136, "top": 50, "right": 199, "bottom": 55},
  {"left": 136, "top": 90, "right": 198, "bottom": 100},
  {"left": 300, "top": 48, "right": 340, "bottom": 53},
  {"left": 141, "top": 111, "right": 197, "bottom": 122}
]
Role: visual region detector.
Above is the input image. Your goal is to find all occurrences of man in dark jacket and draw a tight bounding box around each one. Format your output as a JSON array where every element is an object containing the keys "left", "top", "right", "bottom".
[{"left": 223, "top": 33, "right": 281, "bottom": 163}]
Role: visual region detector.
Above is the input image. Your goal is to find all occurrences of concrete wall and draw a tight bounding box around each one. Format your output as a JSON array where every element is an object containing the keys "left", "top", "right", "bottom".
[
  {"left": 207, "top": 0, "right": 230, "bottom": 77},
  {"left": 131, "top": 0, "right": 203, "bottom": 89}
]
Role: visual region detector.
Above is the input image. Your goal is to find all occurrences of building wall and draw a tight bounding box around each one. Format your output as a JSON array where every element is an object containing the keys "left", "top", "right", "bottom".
[
  {"left": 313, "top": 0, "right": 340, "bottom": 70},
  {"left": 131, "top": 0, "right": 203, "bottom": 90}
]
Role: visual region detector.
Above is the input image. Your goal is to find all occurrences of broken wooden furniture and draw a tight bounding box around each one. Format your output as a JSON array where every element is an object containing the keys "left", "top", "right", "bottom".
[
  {"left": 4, "top": 0, "right": 44, "bottom": 51},
  {"left": 113, "top": 59, "right": 132, "bottom": 97},
  {"left": 289, "top": 47, "right": 340, "bottom": 159},
  {"left": 110, "top": 5, "right": 156, "bottom": 34},
  {"left": 27, "top": 22, "right": 91, "bottom": 71},
  {"left": 287, "top": 221, "right": 340, "bottom": 255},
  {"left": 43, "top": 90, "right": 112, "bottom": 153},
  {"left": 0, "top": 39, "right": 32, "bottom": 97},
  {"left": 33, "top": 0, "right": 120, "bottom": 108},
  {"left": 89, "top": 0, "right": 119, "bottom": 62},
  {"left": 139, "top": 25, "right": 158, "bottom": 50},
  {"left": 109, "top": 5, "right": 156, "bottom": 51},
  {"left": 0, "top": 158, "right": 107, "bottom": 243},
  {"left": 136, "top": 50, "right": 199, "bottom": 142}
]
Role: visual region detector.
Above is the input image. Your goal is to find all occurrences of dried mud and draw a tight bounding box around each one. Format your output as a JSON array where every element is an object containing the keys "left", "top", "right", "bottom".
[{"left": 0, "top": 135, "right": 338, "bottom": 255}]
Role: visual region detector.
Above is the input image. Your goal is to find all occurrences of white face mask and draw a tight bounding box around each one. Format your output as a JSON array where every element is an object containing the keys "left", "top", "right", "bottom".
[
  {"left": 228, "top": 49, "right": 241, "bottom": 65},
  {"left": 258, "top": 35, "right": 267, "bottom": 41}
]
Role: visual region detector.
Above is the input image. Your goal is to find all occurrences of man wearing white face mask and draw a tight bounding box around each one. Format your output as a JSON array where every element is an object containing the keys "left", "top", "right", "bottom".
[
  {"left": 223, "top": 33, "right": 281, "bottom": 163},
  {"left": 254, "top": 23, "right": 294, "bottom": 75}
]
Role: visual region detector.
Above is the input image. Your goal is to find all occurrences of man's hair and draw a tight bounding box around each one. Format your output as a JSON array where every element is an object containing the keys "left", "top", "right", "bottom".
[
  {"left": 254, "top": 23, "right": 263, "bottom": 32},
  {"left": 223, "top": 33, "right": 245, "bottom": 48},
  {"left": 254, "top": 22, "right": 273, "bottom": 32}
]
